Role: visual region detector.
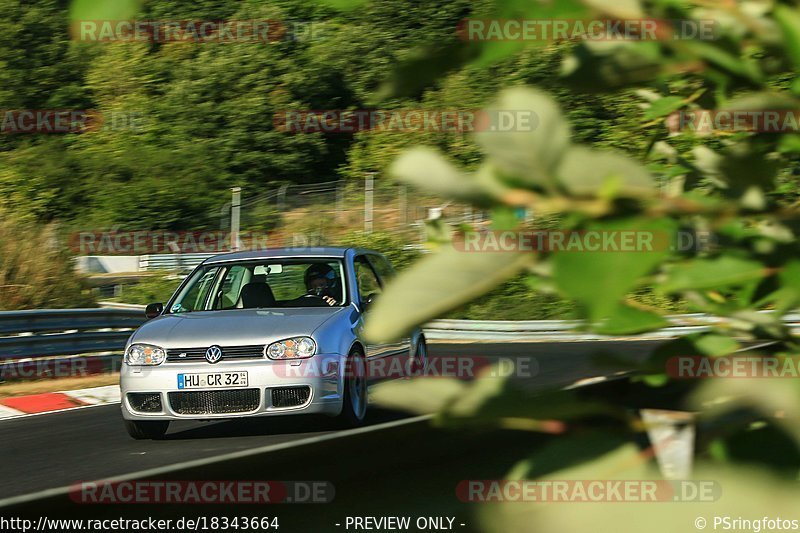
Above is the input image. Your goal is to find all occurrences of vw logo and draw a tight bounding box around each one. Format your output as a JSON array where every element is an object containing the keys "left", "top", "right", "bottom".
[{"left": 205, "top": 345, "right": 223, "bottom": 364}]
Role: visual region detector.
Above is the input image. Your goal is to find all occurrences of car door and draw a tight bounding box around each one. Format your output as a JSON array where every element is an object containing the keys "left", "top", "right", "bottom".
[
  {"left": 366, "top": 253, "right": 411, "bottom": 356},
  {"left": 354, "top": 255, "right": 405, "bottom": 379}
]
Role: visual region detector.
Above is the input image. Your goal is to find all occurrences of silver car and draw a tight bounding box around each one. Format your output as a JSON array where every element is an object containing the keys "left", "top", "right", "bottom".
[{"left": 120, "top": 247, "right": 426, "bottom": 439}]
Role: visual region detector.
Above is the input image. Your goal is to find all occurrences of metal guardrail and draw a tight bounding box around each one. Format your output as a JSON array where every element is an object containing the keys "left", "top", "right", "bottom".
[
  {"left": 2, "top": 306, "right": 799, "bottom": 363},
  {"left": 0, "top": 308, "right": 144, "bottom": 361},
  {"left": 138, "top": 253, "right": 216, "bottom": 272}
]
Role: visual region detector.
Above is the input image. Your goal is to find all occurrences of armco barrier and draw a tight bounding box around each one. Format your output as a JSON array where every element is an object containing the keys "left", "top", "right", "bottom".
[
  {"left": 1, "top": 306, "right": 798, "bottom": 365},
  {"left": 0, "top": 308, "right": 144, "bottom": 363}
]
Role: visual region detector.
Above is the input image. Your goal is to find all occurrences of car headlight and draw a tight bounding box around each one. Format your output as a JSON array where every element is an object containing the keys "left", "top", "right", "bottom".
[
  {"left": 125, "top": 343, "right": 166, "bottom": 366},
  {"left": 265, "top": 337, "right": 316, "bottom": 360}
]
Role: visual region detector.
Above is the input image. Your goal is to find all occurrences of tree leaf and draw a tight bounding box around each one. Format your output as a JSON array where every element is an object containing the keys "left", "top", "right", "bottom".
[
  {"left": 69, "top": 0, "right": 140, "bottom": 21},
  {"left": 643, "top": 96, "right": 685, "bottom": 120},
  {"left": 581, "top": 0, "right": 642, "bottom": 19},
  {"left": 556, "top": 146, "right": 656, "bottom": 198},
  {"left": 561, "top": 41, "right": 664, "bottom": 92},
  {"left": 474, "top": 87, "right": 571, "bottom": 188},
  {"left": 593, "top": 303, "right": 669, "bottom": 335},
  {"left": 364, "top": 247, "right": 534, "bottom": 342},
  {"left": 660, "top": 256, "right": 768, "bottom": 293},
  {"left": 775, "top": 5, "right": 800, "bottom": 70},
  {"left": 390, "top": 148, "right": 508, "bottom": 206},
  {"left": 370, "top": 378, "right": 467, "bottom": 415},
  {"left": 553, "top": 218, "right": 676, "bottom": 321},
  {"left": 692, "top": 333, "right": 740, "bottom": 356}
]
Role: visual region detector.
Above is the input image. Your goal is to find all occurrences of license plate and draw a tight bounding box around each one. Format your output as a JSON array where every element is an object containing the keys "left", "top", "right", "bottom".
[{"left": 177, "top": 372, "right": 248, "bottom": 389}]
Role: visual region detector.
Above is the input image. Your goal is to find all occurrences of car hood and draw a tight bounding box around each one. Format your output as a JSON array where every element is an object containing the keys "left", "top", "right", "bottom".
[{"left": 129, "top": 307, "right": 348, "bottom": 348}]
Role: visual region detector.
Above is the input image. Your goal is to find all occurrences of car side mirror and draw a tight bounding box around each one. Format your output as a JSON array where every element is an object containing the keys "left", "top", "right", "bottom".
[
  {"left": 361, "top": 293, "right": 378, "bottom": 312},
  {"left": 145, "top": 302, "right": 164, "bottom": 319}
]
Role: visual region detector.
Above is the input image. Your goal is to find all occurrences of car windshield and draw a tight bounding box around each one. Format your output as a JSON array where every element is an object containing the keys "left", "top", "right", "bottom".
[{"left": 167, "top": 259, "right": 346, "bottom": 313}]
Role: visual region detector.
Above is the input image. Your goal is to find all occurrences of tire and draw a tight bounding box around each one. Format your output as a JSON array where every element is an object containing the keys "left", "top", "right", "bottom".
[
  {"left": 337, "top": 349, "right": 367, "bottom": 427},
  {"left": 409, "top": 335, "right": 428, "bottom": 376},
  {"left": 124, "top": 419, "right": 169, "bottom": 440}
]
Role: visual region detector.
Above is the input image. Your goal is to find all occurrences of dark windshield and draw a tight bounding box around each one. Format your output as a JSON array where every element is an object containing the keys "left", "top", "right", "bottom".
[{"left": 167, "top": 259, "right": 346, "bottom": 312}]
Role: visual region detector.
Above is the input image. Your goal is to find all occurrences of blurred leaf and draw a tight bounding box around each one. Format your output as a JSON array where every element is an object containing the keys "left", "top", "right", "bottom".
[
  {"left": 371, "top": 378, "right": 467, "bottom": 415},
  {"left": 470, "top": 0, "right": 590, "bottom": 65},
  {"left": 364, "top": 247, "right": 534, "bottom": 342},
  {"left": 69, "top": 0, "right": 140, "bottom": 21},
  {"left": 313, "top": 0, "right": 368, "bottom": 11},
  {"left": 593, "top": 303, "right": 668, "bottom": 335},
  {"left": 390, "top": 148, "right": 508, "bottom": 206},
  {"left": 553, "top": 218, "right": 676, "bottom": 321},
  {"left": 643, "top": 96, "right": 685, "bottom": 120},
  {"left": 660, "top": 256, "right": 767, "bottom": 293},
  {"left": 561, "top": 41, "right": 664, "bottom": 92},
  {"left": 474, "top": 87, "right": 571, "bottom": 189},
  {"left": 771, "top": 260, "right": 800, "bottom": 312},
  {"left": 681, "top": 40, "right": 763, "bottom": 83},
  {"left": 507, "top": 432, "right": 629, "bottom": 479},
  {"left": 777, "top": 134, "right": 800, "bottom": 154},
  {"left": 481, "top": 463, "right": 800, "bottom": 533},
  {"left": 693, "top": 333, "right": 739, "bottom": 356},
  {"left": 373, "top": 42, "right": 480, "bottom": 101},
  {"left": 692, "top": 378, "right": 800, "bottom": 445},
  {"left": 556, "top": 146, "right": 656, "bottom": 198},
  {"left": 775, "top": 5, "right": 800, "bottom": 71},
  {"left": 582, "top": 0, "right": 642, "bottom": 18},
  {"left": 444, "top": 377, "right": 619, "bottom": 423}
]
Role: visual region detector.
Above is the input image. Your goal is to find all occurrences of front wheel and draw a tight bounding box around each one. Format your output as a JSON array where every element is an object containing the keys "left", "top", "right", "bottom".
[
  {"left": 124, "top": 419, "right": 169, "bottom": 440},
  {"left": 337, "top": 349, "right": 367, "bottom": 427}
]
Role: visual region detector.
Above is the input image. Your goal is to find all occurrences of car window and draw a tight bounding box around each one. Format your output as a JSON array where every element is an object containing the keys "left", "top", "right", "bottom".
[
  {"left": 172, "top": 267, "right": 221, "bottom": 312},
  {"left": 214, "top": 265, "right": 247, "bottom": 309},
  {"left": 266, "top": 263, "right": 313, "bottom": 301},
  {"left": 354, "top": 256, "right": 382, "bottom": 302}
]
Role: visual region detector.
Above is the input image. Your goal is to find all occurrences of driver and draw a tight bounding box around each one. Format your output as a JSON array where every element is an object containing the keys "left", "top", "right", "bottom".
[{"left": 304, "top": 263, "right": 339, "bottom": 306}]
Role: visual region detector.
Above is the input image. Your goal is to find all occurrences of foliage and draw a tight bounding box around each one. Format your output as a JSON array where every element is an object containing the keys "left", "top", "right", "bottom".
[
  {"left": 352, "top": 0, "right": 800, "bottom": 530},
  {"left": 0, "top": 220, "right": 96, "bottom": 310},
  {"left": 106, "top": 273, "right": 183, "bottom": 305}
]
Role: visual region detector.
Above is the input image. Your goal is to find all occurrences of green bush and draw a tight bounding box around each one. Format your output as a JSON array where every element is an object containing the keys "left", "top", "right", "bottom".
[{"left": 0, "top": 221, "right": 95, "bottom": 310}]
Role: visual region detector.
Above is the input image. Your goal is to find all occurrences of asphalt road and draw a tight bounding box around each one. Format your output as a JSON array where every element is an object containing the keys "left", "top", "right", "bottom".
[{"left": 0, "top": 340, "right": 659, "bottom": 503}]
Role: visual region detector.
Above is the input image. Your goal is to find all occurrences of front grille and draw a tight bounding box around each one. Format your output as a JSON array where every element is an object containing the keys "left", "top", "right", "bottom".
[
  {"left": 127, "top": 393, "right": 162, "bottom": 413},
  {"left": 166, "top": 345, "right": 265, "bottom": 362},
  {"left": 271, "top": 386, "right": 311, "bottom": 408},
  {"left": 168, "top": 389, "right": 260, "bottom": 415}
]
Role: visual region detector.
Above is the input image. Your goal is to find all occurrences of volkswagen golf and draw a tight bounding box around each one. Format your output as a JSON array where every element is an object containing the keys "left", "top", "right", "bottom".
[{"left": 120, "top": 247, "right": 426, "bottom": 439}]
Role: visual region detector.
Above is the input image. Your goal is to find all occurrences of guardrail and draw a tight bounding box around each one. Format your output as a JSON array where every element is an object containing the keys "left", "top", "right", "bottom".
[
  {"left": 0, "top": 308, "right": 143, "bottom": 360},
  {"left": 2, "top": 306, "right": 798, "bottom": 366},
  {"left": 139, "top": 253, "right": 215, "bottom": 272}
]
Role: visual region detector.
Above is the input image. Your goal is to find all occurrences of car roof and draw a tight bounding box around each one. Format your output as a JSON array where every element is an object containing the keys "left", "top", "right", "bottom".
[{"left": 202, "top": 247, "right": 378, "bottom": 265}]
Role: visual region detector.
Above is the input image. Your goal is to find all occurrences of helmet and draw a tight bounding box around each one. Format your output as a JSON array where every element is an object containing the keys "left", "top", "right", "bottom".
[{"left": 304, "top": 263, "right": 338, "bottom": 296}]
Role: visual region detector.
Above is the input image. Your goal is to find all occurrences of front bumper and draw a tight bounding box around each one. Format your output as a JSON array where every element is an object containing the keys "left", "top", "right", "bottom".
[{"left": 120, "top": 354, "right": 344, "bottom": 421}]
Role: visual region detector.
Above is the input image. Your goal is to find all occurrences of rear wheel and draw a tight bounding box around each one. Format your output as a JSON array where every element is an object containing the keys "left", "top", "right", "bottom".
[
  {"left": 337, "top": 349, "right": 367, "bottom": 427},
  {"left": 124, "top": 419, "right": 169, "bottom": 440}
]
